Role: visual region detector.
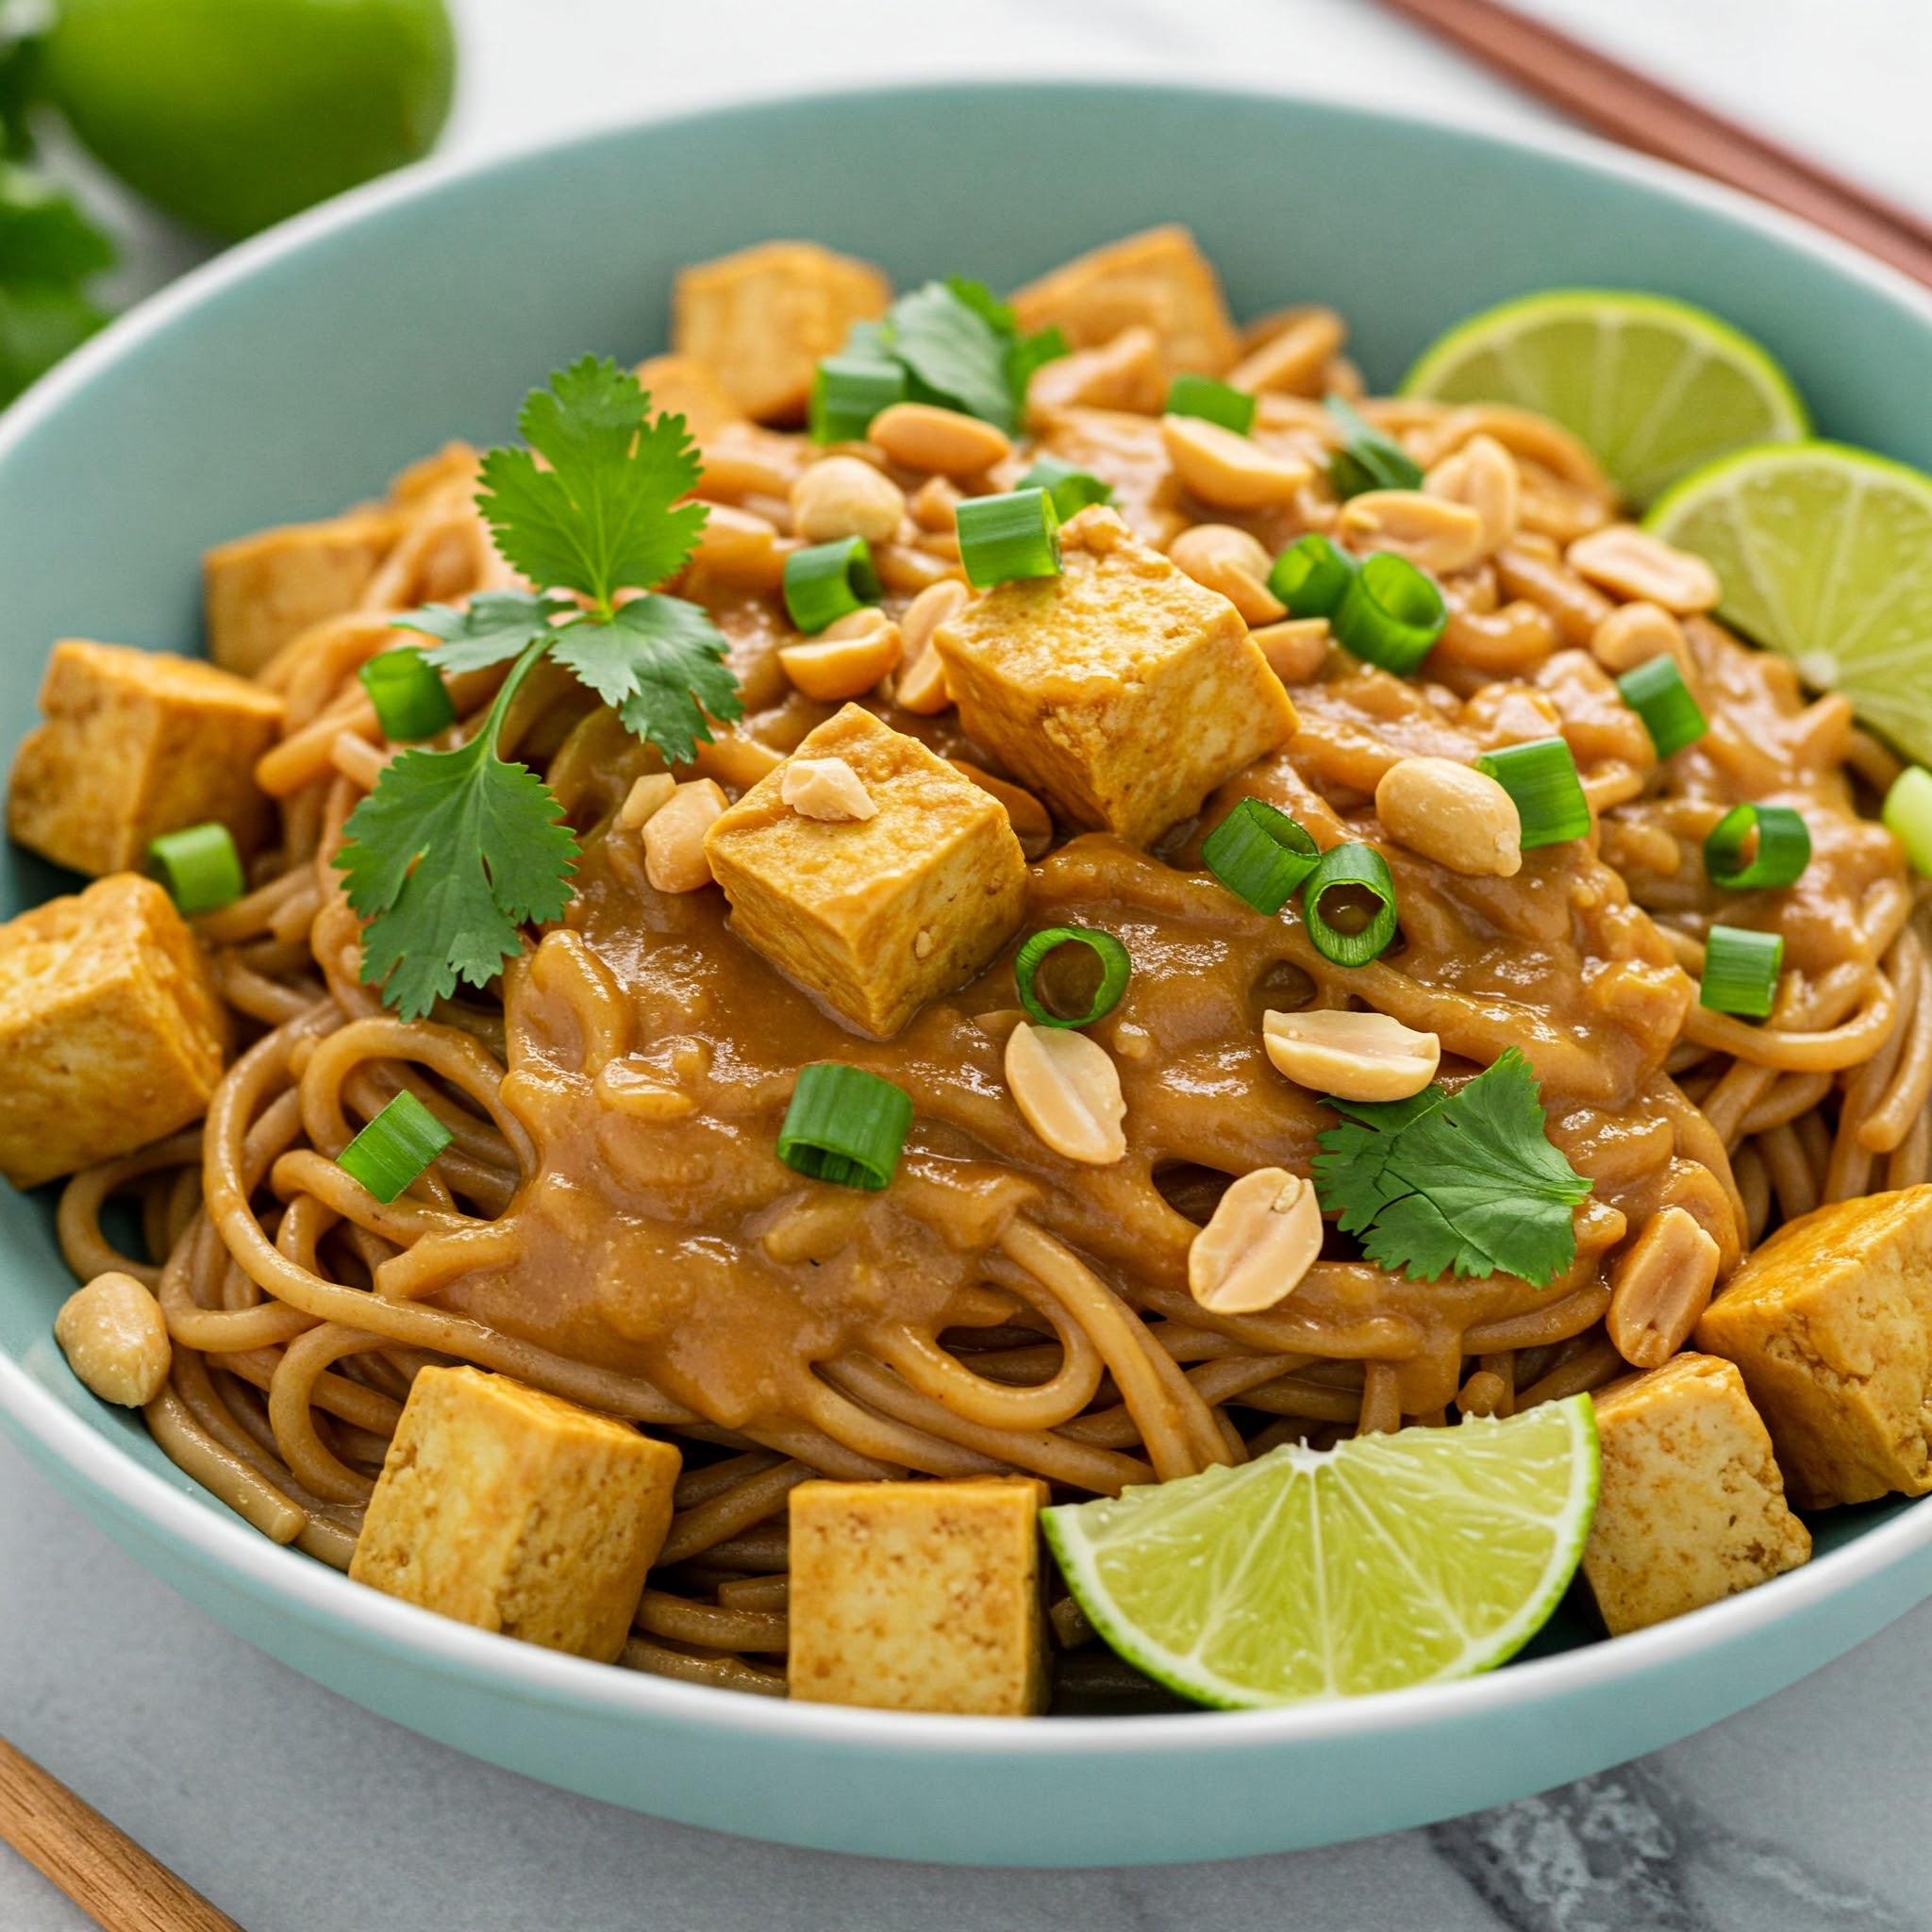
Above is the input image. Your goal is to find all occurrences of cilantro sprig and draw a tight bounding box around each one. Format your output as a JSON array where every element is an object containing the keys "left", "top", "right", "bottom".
[
  {"left": 335, "top": 356, "right": 741, "bottom": 1019},
  {"left": 1311, "top": 1049, "right": 1592, "bottom": 1288}
]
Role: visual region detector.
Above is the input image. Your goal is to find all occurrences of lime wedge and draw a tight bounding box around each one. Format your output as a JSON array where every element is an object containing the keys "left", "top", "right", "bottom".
[
  {"left": 1647, "top": 441, "right": 1932, "bottom": 764},
  {"left": 1400, "top": 291, "right": 1808, "bottom": 507},
  {"left": 1042, "top": 1397, "right": 1598, "bottom": 1708}
]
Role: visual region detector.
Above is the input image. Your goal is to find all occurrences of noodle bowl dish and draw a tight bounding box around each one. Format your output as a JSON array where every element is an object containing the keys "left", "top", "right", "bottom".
[{"left": 7, "top": 83, "right": 1932, "bottom": 1865}]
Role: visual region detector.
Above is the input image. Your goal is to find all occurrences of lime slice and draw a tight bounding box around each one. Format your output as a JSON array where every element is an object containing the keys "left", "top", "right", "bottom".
[
  {"left": 1042, "top": 1397, "right": 1598, "bottom": 1708},
  {"left": 1647, "top": 441, "right": 1932, "bottom": 764},
  {"left": 1400, "top": 291, "right": 1808, "bottom": 507}
]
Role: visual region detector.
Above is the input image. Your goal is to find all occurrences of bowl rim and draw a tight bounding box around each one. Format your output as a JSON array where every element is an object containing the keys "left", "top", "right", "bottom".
[{"left": 5, "top": 73, "right": 1932, "bottom": 1759}]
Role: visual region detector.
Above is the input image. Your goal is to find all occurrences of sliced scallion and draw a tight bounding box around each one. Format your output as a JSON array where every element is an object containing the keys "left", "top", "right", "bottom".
[
  {"left": 337, "top": 1091, "right": 454, "bottom": 1204},
  {"left": 1016, "top": 453, "right": 1114, "bottom": 522},
  {"left": 1617, "top": 655, "right": 1707, "bottom": 759},
  {"left": 1325, "top": 393, "right": 1424, "bottom": 499},
  {"left": 957, "top": 486, "right": 1061, "bottom": 589},
  {"left": 1882, "top": 766, "right": 1932, "bottom": 875},
  {"left": 1201, "top": 797, "right": 1321, "bottom": 915},
  {"left": 1166, "top": 373, "right": 1256, "bottom": 437},
  {"left": 1269, "top": 532, "right": 1357, "bottom": 619},
  {"left": 777, "top": 1062, "right": 914, "bottom": 1191},
  {"left": 1704, "top": 803, "right": 1811, "bottom": 892},
  {"left": 1474, "top": 737, "right": 1591, "bottom": 850},
  {"left": 1333, "top": 551, "right": 1446, "bottom": 675},
  {"left": 1700, "top": 924, "right": 1784, "bottom": 1021},
  {"left": 784, "top": 536, "right": 881, "bottom": 634},
  {"left": 360, "top": 647, "right": 455, "bottom": 742},
  {"left": 1301, "top": 842, "right": 1399, "bottom": 967},
  {"left": 148, "top": 822, "right": 245, "bottom": 916},
  {"left": 1013, "top": 925, "right": 1132, "bottom": 1028},
  {"left": 809, "top": 355, "right": 906, "bottom": 443}
]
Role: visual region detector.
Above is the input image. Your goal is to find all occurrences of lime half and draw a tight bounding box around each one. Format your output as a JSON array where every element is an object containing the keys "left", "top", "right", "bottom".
[
  {"left": 1401, "top": 290, "right": 1807, "bottom": 508},
  {"left": 1042, "top": 1397, "right": 1598, "bottom": 1709},
  {"left": 1647, "top": 441, "right": 1932, "bottom": 765}
]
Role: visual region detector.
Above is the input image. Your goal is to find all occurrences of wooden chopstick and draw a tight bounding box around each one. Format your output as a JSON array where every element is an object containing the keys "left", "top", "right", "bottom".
[
  {"left": 0, "top": 1736, "right": 241, "bottom": 1932},
  {"left": 1376, "top": 0, "right": 1932, "bottom": 291}
]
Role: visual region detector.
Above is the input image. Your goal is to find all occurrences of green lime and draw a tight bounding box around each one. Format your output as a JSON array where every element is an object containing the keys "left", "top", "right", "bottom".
[
  {"left": 1400, "top": 290, "right": 1808, "bottom": 508},
  {"left": 1647, "top": 441, "right": 1932, "bottom": 763},
  {"left": 1042, "top": 1396, "right": 1598, "bottom": 1708},
  {"left": 42, "top": 0, "right": 455, "bottom": 241}
]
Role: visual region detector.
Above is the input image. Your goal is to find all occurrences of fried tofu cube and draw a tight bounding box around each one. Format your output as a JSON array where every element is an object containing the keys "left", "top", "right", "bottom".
[
  {"left": 704, "top": 705, "right": 1026, "bottom": 1038},
  {"left": 673, "top": 241, "right": 891, "bottom": 424},
  {"left": 8, "top": 640, "right": 284, "bottom": 877},
  {"left": 932, "top": 507, "right": 1298, "bottom": 844},
  {"left": 789, "top": 1477, "right": 1048, "bottom": 1716},
  {"left": 350, "top": 1366, "right": 679, "bottom": 1663},
  {"left": 204, "top": 508, "right": 400, "bottom": 675},
  {"left": 635, "top": 353, "right": 747, "bottom": 441},
  {"left": 1581, "top": 1353, "right": 1810, "bottom": 1637},
  {"left": 0, "top": 874, "right": 228, "bottom": 1189},
  {"left": 1696, "top": 1185, "right": 1932, "bottom": 1507},
  {"left": 1010, "top": 225, "right": 1240, "bottom": 377}
]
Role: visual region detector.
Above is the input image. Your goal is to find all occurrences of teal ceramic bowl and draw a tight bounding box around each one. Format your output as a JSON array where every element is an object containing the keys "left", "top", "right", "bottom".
[{"left": 3, "top": 82, "right": 1932, "bottom": 1869}]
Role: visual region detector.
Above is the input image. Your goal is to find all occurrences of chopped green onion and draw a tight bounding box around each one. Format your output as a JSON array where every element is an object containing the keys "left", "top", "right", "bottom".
[
  {"left": 1704, "top": 803, "right": 1811, "bottom": 891},
  {"left": 1325, "top": 394, "right": 1424, "bottom": 499},
  {"left": 359, "top": 647, "right": 455, "bottom": 742},
  {"left": 1332, "top": 551, "right": 1446, "bottom": 674},
  {"left": 1700, "top": 924, "right": 1784, "bottom": 1021},
  {"left": 1201, "top": 797, "right": 1321, "bottom": 914},
  {"left": 148, "top": 822, "right": 245, "bottom": 916},
  {"left": 809, "top": 355, "right": 905, "bottom": 443},
  {"left": 337, "top": 1091, "right": 454, "bottom": 1204},
  {"left": 1883, "top": 766, "right": 1932, "bottom": 875},
  {"left": 1166, "top": 373, "right": 1256, "bottom": 437},
  {"left": 1016, "top": 453, "right": 1114, "bottom": 521},
  {"left": 784, "top": 536, "right": 881, "bottom": 634},
  {"left": 1013, "top": 925, "right": 1132, "bottom": 1028},
  {"left": 1617, "top": 655, "right": 1707, "bottom": 759},
  {"left": 777, "top": 1062, "right": 914, "bottom": 1191},
  {"left": 1269, "top": 532, "right": 1358, "bottom": 619},
  {"left": 1301, "top": 842, "right": 1399, "bottom": 967},
  {"left": 957, "top": 486, "right": 1061, "bottom": 589},
  {"left": 1475, "top": 737, "right": 1591, "bottom": 850}
]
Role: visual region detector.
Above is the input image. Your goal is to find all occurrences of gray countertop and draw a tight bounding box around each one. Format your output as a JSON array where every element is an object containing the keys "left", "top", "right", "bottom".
[{"left": 7, "top": 1, "right": 1932, "bottom": 1924}]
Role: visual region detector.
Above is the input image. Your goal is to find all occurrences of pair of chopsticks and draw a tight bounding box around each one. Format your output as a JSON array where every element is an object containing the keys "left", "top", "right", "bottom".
[
  {"left": 0, "top": 1735, "right": 239, "bottom": 1931},
  {"left": 1376, "top": 0, "right": 1932, "bottom": 291}
]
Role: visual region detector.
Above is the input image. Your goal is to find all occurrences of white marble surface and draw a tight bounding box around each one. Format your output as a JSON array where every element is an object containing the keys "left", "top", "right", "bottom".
[{"left": 8, "top": 1, "right": 1932, "bottom": 1924}]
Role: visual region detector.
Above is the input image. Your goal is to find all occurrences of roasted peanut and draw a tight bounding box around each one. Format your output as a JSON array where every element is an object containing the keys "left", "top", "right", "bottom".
[
  {"left": 893, "top": 580, "right": 969, "bottom": 713},
  {"left": 778, "top": 610, "right": 903, "bottom": 701},
  {"left": 871, "top": 403, "right": 1011, "bottom": 475},
  {"left": 686, "top": 501, "right": 791, "bottom": 591},
  {"left": 1167, "top": 524, "right": 1285, "bottom": 625},
  {"left": 618, "top": 772, "right": 676, "bottom": 830},
  {"left": 55, "top": 1271, "right": 172, "bottom": 1407},
  {"left": 1160, "top": 414, "right": 1310, "bottom": 509},
  {"left": 1423, "top": 433, "right": 1519, "bottom": 558},
  {"left": 1005, "top": 1022, "right": 1126, "bottom": 1165},
  {"left": 1567, "top": 525, "right": 1720, "bottom": 612},
  {"left": 1337, "top": 490, "right": 1487, "bottom": 575},
  {"left": 790, "top": 456, "right": 906, "bottom": 544},
  {"left": 908, "top": 474, "right": 961, "bottom": 532},
  {"left": 1188, "top": 1168, "right": 1324, "bottom": 1315},
  {"left": 1227, "top": 308, "right": 1346, "bottom": 397},
  {"left": 1591, "top": 599, "right": 1692, "bottom": 675},
  {"left": 1262, "top": 1008, "right": 1441, "bottom": 1102},
  {"left": 1250, "top": 617, "right": 1329, "bottom": 685},
  {"left": 1607, "top": 1206, "right": 1722, "bottom": 1368},
  {"left": 1026, "top": 325, "right": 1166, "bottom": 417},
  {"left": 949, "top": 758, "right": 1054, "bottom": 858},
  {"left": 780, "top": 756, "right": 878, "bottom": 823},
  {"left": 646, "top": 778, "right": 726, "bottom": 892},
  {"left": 1374, "top": 756, "right": 1523, "bottom": 878}
]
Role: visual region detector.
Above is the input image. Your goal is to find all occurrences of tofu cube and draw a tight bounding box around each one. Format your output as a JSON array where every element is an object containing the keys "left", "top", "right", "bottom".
[
  {"left": 673, "top": 241, "right": 891, "bottom": 424},
  {"left": 932, "top": 507, "right": 1298, "bottom": 845},
  {"left": 1009, "top": 225, "right": 1240, "bottom": 377},
  {"left": 704, "top": 705, "right": 1026, "bottom": 1038},
  {"left": 0, "top": 874, "right": 228, "bottom": 1189},
  {"left": 350, "top": 1366, "right": 679, "bottom": 1663},
  {"left": 634, "top": 353, "right": 747, "bottom": 441},
  {"left": 204, "top": 508, "right": 400, "bottom": 675},
  {"left": 8, "top": 640, "right": 284, "bottom": 877},
  {"left": 789, "top": 1477, "right": 1048, "bottom": 1716},
  {"left": 1582, "top": 1353, "right": 1810, "bottom": 1637},
  {"left": 1696, "top": 1185, "right": 1932, "bottom": 1507}
]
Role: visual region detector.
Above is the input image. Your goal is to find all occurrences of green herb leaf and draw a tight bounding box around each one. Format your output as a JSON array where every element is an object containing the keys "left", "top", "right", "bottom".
[
  {"left": 0, "top": 165, "right": 114, "bottom": 282},
  {"left": 874, "top": 279, "right": 1065, "bottom": 435},
  {"left": 549, "top": 592, "right": 741, "bottom": 765},
  {"left": 477, "top": 354, "right": 707, "bottom": 617},
  {"left": 0, "top": 281, "right": 100, "bottom": 402},
  {"left": 395, "top": 588, "right": 573, "bottom": 674},
  {"left": 1325, "top": 393, "right": 1424, "bottom": 500},
  {"left": 1311, "top": 1048, "right": 1591, "bottom": 1287},
  {"left": 0, "top": 29, "right": 42, "bottom": 162}
]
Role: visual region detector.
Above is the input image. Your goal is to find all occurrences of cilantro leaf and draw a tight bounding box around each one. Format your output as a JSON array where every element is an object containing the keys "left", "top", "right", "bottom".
[
  {"left": 334, "top": 643, "right": 577, "bottom": 1021},
  {"left": 877, "top": 279, "right": 1066, "bottom": 436},
  {"left": 1311, "top": 1049, "right": 1591, "bottom": 1288},
  {"left": 396, "top": 589, "right": 573, "bottom": 674},
  {"left": 478, "top": 354, "right": 707, "bottom": 616},
  {"left": 549, "top": 592, "right": 741, "bottom": 765}
]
